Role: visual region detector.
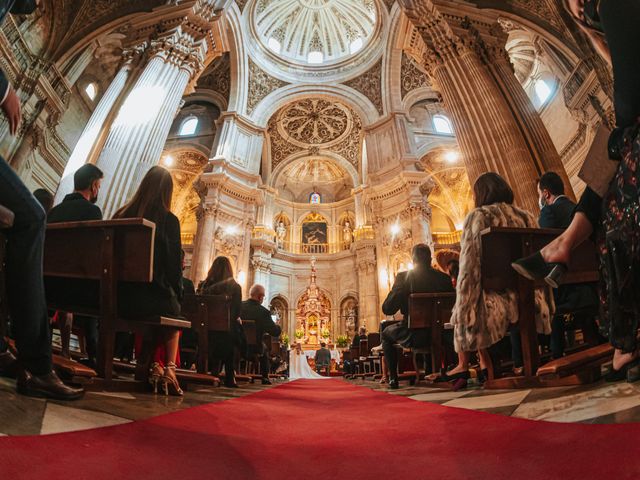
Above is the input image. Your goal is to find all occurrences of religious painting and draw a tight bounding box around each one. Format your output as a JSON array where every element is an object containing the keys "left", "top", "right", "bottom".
[{"left": 302, "top": 222, "right": 327, "bottom": 245}]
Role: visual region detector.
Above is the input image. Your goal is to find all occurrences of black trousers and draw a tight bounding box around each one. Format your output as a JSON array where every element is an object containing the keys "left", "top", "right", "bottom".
[
  {"left": 381, "top": 323, "right": 428, "bottom": 381},
  {"left": 0, "top": 157, "right": 51, "bottom": 375}
]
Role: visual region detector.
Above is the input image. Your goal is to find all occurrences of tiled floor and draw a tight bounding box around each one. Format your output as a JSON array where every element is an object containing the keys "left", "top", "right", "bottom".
[
  {"left": 0, "top": 375, "right": 274, "bottom": 436},
  {"left": 353, "top": 377, "right": 640, "bottom": 424},
  {"left": 2, "top": 374, "right": 640, "bottom": 436}
]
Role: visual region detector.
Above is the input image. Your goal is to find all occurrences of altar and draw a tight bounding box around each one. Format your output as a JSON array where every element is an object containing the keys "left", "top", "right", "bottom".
[{"left": 294, "top": 257, "right": 333, "bottom": 347}]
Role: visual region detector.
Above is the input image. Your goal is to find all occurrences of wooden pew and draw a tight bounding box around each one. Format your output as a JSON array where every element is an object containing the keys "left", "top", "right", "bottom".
[
  {"left": 379, "top": 319, "right": 418, "bottom": 385},
  {"left": 181, "top": 294, "right": 230, "bottom": 375},
  {"left": 408, "top": 292, "right": 456, "bottom": 376},
  {"left": 0, "top": 204, "right": 13, "bottom": 339},
  {"left": 480, "top": 226, "right": 611, "bottom": 389},
  {"left": 43, "top": 219, "right": 192, "bottom": 387}
]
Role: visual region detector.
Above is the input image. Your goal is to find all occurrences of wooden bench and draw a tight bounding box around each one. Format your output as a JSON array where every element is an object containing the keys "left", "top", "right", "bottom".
[
  {"left": 0, "top": 204, "right": 14, "bottom": 340},
  {"left": 480, "top": 226, "right": 608, "bottom": 389},
  {"left": 408, "top": 292, "right": 456, "bottom": 377},
  {"left": 379, "top": 319, "right": 418, "bottom": 385},
  {"left": 43, "top": 219, "right": 192, "bottom": 388},
  {"left": 181, "top": 294, "right": 230, "bottom": 375}
]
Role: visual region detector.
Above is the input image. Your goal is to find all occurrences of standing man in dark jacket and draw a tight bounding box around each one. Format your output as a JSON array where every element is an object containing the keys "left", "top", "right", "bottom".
[
  {"left": 0, "top": 0, "right": 82, "bottom": 399},
  {"left": 381, "top": 244, "right": 455, "bottom": 389},
  {"left": 538, "top": 172, "right": 601, "bottom": 357},
  {"left": 241, "top": 284, "right": 281, "bottom": 385},
  {"left": 47, "top": 164, "right": 103, "bottom": 368}
]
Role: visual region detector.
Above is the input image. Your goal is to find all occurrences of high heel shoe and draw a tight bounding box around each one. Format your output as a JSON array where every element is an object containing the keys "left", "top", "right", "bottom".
[
  {"left": 436, "top": 368, "right": 470, "bottom": 383},
  {"left": 605, "top": 358, "right": 640, "bottom": 383},
  {"left": 148, "top": 362, "right": 163, "bottom": 394},
  {"left": 511, "top": 251, "right": 568, "bottom": 288},
  {"left": 161, "top": 362, "right": 184, "bottom": 396}
]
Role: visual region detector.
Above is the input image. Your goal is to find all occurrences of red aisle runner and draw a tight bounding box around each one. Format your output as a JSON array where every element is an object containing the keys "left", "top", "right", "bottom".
[{"left": 1, "top": 379, "right": 639, "bottom": 480}]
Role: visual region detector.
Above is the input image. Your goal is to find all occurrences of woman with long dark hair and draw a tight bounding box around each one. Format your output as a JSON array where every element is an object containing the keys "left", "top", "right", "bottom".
[
  {"left": 514, "top": 0, "right": 640, "bottom": 380},
  {"left": 114, "top": 166, "right": 184, "bottom": 395},
  {"left": 447, "top": 173, "right": 553, "bottom": 379},
  {"left": 198, "top": 256, "right": 244, "bottom": 388}
]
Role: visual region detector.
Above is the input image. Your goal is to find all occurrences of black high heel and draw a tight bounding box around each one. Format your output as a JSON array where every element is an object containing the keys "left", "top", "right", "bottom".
[
  {"left": 605, "top": 358, "right": 640, "bottom": 383},
  {"left": 436, "top": 368, "right": 470, "bottom": 383},
  {"left": 511, "top": 251, "right": 568, "bottom": 288}
]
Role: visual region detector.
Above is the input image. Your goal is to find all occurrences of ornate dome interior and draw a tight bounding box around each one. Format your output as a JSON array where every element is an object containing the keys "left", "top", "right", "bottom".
[
  {"left": 274, "top": 157, "right": 354, "bottom": 202},
  {"left": 253, "top": 0, "right": 378, "bottom": 65}
]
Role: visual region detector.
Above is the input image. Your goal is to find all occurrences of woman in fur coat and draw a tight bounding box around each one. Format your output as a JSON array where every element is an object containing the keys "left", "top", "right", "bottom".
[{"left": 445, "top": 173, "right": 554, "bottom": 378}]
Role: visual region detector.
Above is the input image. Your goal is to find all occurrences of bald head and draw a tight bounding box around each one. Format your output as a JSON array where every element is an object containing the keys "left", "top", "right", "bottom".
[{"left": 249, "top": 284, "right": 266, "bottom": 302}]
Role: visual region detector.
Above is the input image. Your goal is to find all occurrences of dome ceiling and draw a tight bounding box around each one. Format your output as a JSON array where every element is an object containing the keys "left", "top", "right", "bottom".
[
  {"left": 280, "top": 158, "right": 350, "bottom": 184},
  {"left": 254, "top": 0, "right": 377, "bottom": 64}
]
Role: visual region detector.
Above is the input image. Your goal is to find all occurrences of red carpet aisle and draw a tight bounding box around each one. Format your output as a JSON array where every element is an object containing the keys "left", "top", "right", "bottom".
[{"left": 1, "top": 379, "right": 639, "bottom": 480}]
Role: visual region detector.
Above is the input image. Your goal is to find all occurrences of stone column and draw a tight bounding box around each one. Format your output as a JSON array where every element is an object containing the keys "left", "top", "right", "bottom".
[
  {"left": 97, "top": 39, "right": 204, "bottom": 218},
  {"left": 236, "top": 219, "right": 255, "bottom": 296},
  {"left": 251, "top": 249, "right": 274, "bottom": 307},
  {"left": 54, "top": 63, "right": 132, "bottom": 204},
  {"left": 191, "top": 204, "right": 218, "bottom": 283},
  {"left": 355, "top": 240, "right": 380, "bottom": 332},
  {"left": 400, "top": 1, "right": 548, "bottom": 212},
  {"left": 64, "top": 42, "right": 98, "bottom": 87}
]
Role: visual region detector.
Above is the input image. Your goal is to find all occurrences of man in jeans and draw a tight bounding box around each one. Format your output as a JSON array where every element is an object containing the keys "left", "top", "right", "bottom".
[{"left": 0, "top": 0, "right": 83, "bottom": 399}]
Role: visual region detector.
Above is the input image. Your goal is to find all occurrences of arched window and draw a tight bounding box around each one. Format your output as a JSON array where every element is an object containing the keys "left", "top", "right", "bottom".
[
  {"left": 179, "top": 116, "right": 199, "bottom": 136},
  {"left": 433, "top": 114, "right": 454, "bottom": 135},
  {"left": 534, "top": 78, "right": 554, "bottom": 106},
  {"left": 307, "top": 51, "right": 324, "bottom": 64},
  {"left": 310, "top": 192, "right": 321, "bottom": 204},
  {"left": 85, "top": 82, "right": 98, "bottom": 101}
]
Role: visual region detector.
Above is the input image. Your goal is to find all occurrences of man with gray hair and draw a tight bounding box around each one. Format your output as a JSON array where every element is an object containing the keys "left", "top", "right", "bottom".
[{"left": 241, "top": 284, "right": 282, "bottom": 385}]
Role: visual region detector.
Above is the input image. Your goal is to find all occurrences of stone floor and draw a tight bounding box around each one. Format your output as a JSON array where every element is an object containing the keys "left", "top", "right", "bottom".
[
  {"left": 353, "top": 377, "right": 640, "bottom": 424},
  {"left": 2, "top": 375, "right": 640, "bottom": 436}
]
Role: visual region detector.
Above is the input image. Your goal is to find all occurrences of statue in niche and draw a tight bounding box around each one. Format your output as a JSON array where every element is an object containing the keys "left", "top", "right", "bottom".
[
  {"left": 343, "top": 220, "right": 353, "bottom": 248},
  {"left": 275, "top": 221, "right": 287, "bottom": 248}
]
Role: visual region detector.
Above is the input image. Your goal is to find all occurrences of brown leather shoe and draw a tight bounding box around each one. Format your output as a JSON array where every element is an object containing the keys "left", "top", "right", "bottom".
[
  {"left": 17, "top": 370, "right": 84, "bottom": 400},
  {"left": 0, "top": 350, "right": 17, "bottom": 378}
]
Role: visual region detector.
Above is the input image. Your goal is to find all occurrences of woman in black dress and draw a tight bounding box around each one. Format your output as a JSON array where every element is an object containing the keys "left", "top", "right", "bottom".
[
  {"left": 114, "top": 166, "right": 184, "bottom": 395},
  {"left": 197, "top": 256, "right": 244, "bottom": 387},
  {"left": 515, "top": 0, "right": 640, "bottom": 380}
]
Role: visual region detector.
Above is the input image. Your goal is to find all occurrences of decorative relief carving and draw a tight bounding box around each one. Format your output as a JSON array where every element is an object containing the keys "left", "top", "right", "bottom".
[
  {"left": 197, "top": 53, "right": 231, "bottom": 104},
  {"left": 247, "top": 58, "right": 289, "bottom": 114},
  {"left": 278, "top": 99, "right": 351, "bottom": 146},
  {"left": 268, "top": 98, "right": 363, "bottom": 170},
  {"left": 401, "top": 52, "right": 431, "bottom": 99},
  {"left": 343, "top": 59, "right": 383, "bottom": 115}
]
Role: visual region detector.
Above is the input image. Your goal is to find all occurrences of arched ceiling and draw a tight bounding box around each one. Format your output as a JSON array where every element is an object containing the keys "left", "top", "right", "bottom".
[{"left": 253, "top": 0, "right": 377, "bottom": 64}]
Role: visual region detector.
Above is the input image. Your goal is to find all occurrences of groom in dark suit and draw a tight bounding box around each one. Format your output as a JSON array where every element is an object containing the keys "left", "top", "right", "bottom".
[{"left": 314, "top": 342, "right": 331, "bottom": 375}]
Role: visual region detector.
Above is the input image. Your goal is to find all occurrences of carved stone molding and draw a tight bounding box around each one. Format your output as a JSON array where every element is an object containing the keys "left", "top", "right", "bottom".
[
  {"left": 197, "top": 53, "right": 231, "bottom": 104},
  {"left": 343, "top": 59, "right": 383, "bottom": 115},
  {"left": 401, "top": 52, "right": 430, "bottom": 99},
  {"left": 247, "top": 58, "right": 290, "bottom": 114}
]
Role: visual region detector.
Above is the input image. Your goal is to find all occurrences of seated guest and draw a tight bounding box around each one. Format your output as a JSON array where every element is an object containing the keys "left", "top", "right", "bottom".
[
  {"left": 48, "top": 164, "right": 104, "bottom": 369},
  {"left": 198, "top": 256, "right": 243, "bottom": 387},
  {"left": 537, "top": 172, "right": 600, "bottom": 358},
  {"left": 241, "top": 284, "right": 282, "bottom": 385},
  {"left": 179, "top": 249, "right": 197, "bottom": 369},
  {"left": 351, "top": 326, "right": 366, "bottom": 348},
  {"left": 114, "top": 166, "right": 184, "bottom": 396},
  {"left": 447, "top": 259, "right": 460, "bottom": 288},
  {"left": 314, "top": 342, "right": 331, "bottom": 374},
  {"left": 0, "top": 0, "right": 81, "bottom": 400},
  {"left": 447, "top": 173, "right": 553, "bottom": 379},
  {"left": 33, "top": 189, "right": 53, "bottom": 215},
  {"left": 381, "top": 244, "right": 455, "bottom": 389}
]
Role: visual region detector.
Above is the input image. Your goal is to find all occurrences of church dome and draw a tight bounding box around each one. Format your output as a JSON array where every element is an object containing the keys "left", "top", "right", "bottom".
[{"left": 254, "top": 0, "right": 378, "bottom": 65}]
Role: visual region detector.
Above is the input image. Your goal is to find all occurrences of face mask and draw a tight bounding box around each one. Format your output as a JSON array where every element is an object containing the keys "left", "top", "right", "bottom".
[{"left": 538, "top": 196, "right": 546, "bottom": 210}]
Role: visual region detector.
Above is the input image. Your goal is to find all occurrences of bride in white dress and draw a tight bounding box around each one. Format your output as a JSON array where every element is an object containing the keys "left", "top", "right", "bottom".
[{"left": 289, "top": 343, "right": 329, "bottom": 380}]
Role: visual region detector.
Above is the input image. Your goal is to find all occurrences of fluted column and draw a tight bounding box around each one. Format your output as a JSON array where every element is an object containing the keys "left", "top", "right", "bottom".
[
  {"left": 355, "top": 240, "right": 380, "bottom": 332},
  {"left": 97, "top": 44, "right": 201, "bottom": 218},
  {"left": 64, "top": 42, "right": 98, "bottom": 87},
  {"left": 400, "top": 1, "right": 549, "bottom": 212},
  {"left": 191, "top": 205, "right": 218, "bottom": 283},
  {"left": 487, "top": 35, "right": 574, "bottom": 199},
  {"left": 54, "top": 64, "right": 132, "bottom": 204}
]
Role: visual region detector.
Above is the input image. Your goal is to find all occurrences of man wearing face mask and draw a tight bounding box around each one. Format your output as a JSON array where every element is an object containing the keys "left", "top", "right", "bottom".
[
  {"left": 47, "top": 164, "right": 104, "bottom": 369},
  {"left": 537, "top": 172, "right": 601, "bottom": 358}
]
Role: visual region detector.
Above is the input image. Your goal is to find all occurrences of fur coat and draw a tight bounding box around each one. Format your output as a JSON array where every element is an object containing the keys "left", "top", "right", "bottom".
[{"left": 450, "top": 202, "right": 554, "bottom": 353}]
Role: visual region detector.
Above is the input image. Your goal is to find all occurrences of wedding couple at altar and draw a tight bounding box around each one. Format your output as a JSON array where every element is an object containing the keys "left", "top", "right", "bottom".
[{"left": 289, "top": 343, "right": 332, "bottom": 380}]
